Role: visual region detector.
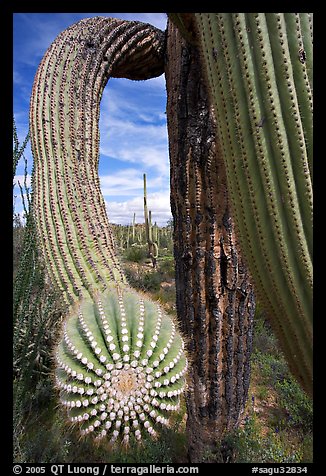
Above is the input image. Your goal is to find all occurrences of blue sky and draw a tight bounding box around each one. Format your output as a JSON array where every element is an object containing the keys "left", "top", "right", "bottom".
[{"left": 13, "top": 13, "right": 171, "bottom": 225}]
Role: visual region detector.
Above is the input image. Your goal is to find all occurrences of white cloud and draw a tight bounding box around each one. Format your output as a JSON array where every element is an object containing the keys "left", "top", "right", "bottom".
[
  {"left": 14, "top": 12, "right": 170, "bottom": 226},
  {"left": 99, "top": 168, "right": 165, "bottom": 197},
  {"left": 13, "top": 175, "right": 32, "bottom": 188},
  {"left": 105, "top": 190, "right": 172, "bottom": 226},
  {"left": 99, "top": 83, "right": 169, "bottom": 177},
  {"left": 100, "top": 80, "right": 166, "bottom": 123}
]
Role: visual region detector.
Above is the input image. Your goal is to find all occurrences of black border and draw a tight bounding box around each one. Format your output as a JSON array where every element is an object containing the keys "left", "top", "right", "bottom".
[{"left": 3, "top": 2, "right": 321, "bottom": 472}]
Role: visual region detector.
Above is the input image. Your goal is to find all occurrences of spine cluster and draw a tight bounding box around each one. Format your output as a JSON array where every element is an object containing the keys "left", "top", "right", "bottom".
[{"left": 55, "top": 287, "right": 187, "bottom": 445}]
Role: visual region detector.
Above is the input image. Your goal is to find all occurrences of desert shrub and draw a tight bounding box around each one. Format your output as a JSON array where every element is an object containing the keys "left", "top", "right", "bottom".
[
  {"left": 252, "top": 351, "right": 289, "bottom": 387},
  {"left": 275, "top": 378, "right": 313, "bottom": 432},
  {"left": 158, "top": 256, "right": 175, "bottom": 280},
  {"left": 252, "top": 315, "right": 279, "bottom": 356},
  {"left": 154, "top": 285, "right": 176, "bottom": 309},
  {"left": 226, "top": 414, "right": 304, "bottom": 463},
  {"left": 142, "top": 271, "right": 162, "bottom": 292},
  {"left": 123, "top": 244, "right": 147, "bottom": 263}
]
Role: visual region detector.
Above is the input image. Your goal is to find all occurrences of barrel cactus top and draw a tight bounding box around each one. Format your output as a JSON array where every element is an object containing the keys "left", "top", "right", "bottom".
[{"left": 55, "top": 286, "right": 187, "bottom": 445}]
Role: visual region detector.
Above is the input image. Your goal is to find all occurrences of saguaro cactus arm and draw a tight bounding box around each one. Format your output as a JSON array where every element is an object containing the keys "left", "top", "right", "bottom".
[
  {"left": 30, "top": 17, "right": 188, "bottom": 445},
  {"left": 30, "top": 17, "right": 165, "bottom": 305},
  {"left": 170, "top": 13, "right": 313, "bottom": 395}
]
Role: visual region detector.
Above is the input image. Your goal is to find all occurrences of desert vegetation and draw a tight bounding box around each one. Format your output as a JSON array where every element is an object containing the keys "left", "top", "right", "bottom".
[{"left": 13, "top": 199, "right": 313, "bottom": 462}]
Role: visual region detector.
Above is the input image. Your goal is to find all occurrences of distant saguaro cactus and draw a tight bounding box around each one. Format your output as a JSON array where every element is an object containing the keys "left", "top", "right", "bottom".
[
  {"left": 143, "top": 173, "right": 159, "bottom": 268},
  {"left": 169, "top": 13, "right": 313, "bottom": 396},
  {"left": 30, "top": 17, "right": 187, "bottom": 444}
]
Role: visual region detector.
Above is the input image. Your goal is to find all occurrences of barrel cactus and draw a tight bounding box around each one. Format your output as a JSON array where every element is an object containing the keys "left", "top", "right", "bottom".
[
  {"left": 169, "top": 13, "right": 313, "bottom": 396},
  {"left": 30, "top": 16, "right": 187, "bottom": 445},
  {"left": 56, "top": 287, "right": 186, "bottom": 444}
]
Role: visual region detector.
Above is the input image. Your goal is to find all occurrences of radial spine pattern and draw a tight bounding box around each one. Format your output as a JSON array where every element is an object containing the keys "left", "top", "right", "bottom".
[{"left": 55, "top": 287, "right": 187, "bottom": 444}]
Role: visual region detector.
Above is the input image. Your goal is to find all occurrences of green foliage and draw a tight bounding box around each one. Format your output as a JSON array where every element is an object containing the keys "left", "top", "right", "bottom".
[
  {"left": 252, "top": 336, "right": 312, "bottom": 435},
  {"left": 13, "top": 213, "right": 26, "bottom": 280},
  {"left": 123, "top": 245, "right": 147, "bottom": 263},
  {"left": 240, "top": 305, "right": 313, "bottom": 463},
  {"left": 226, "top": 413, "right": 304, "bottom": 463},
  {"left": 142, "top": 271, "right": 162, "bottom": 292},
  {"left": 158, "top": 257, "right": 175, "bottom": 280},
  {"left": 13, "top": 117, "right": 64, "bottom": 461},
  {"left": 275, "top": 378, "right": 313, "bottom": 432},
  {"left": 252, "top": 352, "right": 289, "bottom": 387},
  {"left": 123, "top": 257, "right": 175, "bottom": 295},
  {"left": 252, "top": 307, "right": 279, "bottom": 355}
]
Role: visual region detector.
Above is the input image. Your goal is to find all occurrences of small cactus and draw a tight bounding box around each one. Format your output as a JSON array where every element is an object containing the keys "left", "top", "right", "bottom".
[{"left": 55, "top": 286, "right": 187, "bottom": 445}]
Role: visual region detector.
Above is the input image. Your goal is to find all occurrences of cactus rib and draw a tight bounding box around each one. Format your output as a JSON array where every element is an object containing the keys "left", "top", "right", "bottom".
[
  {"left": 174, "top": 13, "right": 312, "bottom": 394},
  {"left": 30, "top": 17, "right": 166, "bottom": 305},
  {"left": 30, "top": 16, "right": 188, "bottom": 444},
  {"left": 55, "top": 287, "right": 187, "bottom": 445}
]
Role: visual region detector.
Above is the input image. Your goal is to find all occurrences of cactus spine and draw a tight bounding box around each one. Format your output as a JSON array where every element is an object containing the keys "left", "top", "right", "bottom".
[
  {"left": 30, "top": 17, "right": 187, "bottom": 444},
  {"left": 171, "top": 13, "right": 313, "bottom": 395},
  {"left": 166, "top": 20, "right": 255, "bottom": 461}
]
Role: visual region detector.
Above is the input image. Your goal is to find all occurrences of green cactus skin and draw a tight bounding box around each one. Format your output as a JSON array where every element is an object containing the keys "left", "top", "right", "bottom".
[
  {"left": 30, "top": 17, "right": 166, "bottom": 306},
  {"left": 30, "top": 17, "right": 187, "bottom": 444},
  {"left": 171, "top": 13, "right": 313, "bottom": 395},
  {"left": 55, "top": 286, "right": 187, "bottom": 445}
]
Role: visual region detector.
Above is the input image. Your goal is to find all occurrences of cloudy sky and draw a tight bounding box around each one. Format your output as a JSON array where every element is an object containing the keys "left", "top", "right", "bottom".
[{"left": 13, "top": 12, "right": 171, "bottom": 225}]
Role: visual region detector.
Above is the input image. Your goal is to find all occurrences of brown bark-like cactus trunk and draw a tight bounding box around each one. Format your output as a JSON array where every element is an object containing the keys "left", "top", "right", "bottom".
[{"left": 165, "top": 20, "right": 255, "bottom": 463}]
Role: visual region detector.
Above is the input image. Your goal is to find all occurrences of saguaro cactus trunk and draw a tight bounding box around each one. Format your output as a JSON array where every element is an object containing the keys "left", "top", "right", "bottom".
[{"left": 166, "top": 20, "right": 255, "bottom": 462}]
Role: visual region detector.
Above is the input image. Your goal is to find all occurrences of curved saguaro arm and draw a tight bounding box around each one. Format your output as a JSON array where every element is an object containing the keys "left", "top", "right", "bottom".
[
  {"left": 30, "top": 17, "right": 165, "bottom": 305},
  {"left": 30, "top": 17, "right": 188, "bottom": 445},
  {"left": 170, "top": 13, "right": 313, "bottom": 395}
]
